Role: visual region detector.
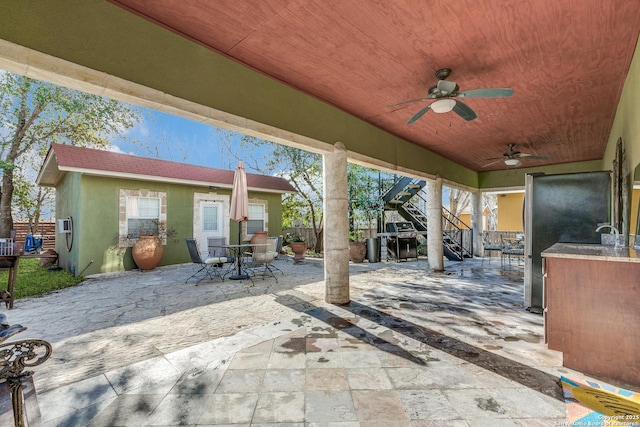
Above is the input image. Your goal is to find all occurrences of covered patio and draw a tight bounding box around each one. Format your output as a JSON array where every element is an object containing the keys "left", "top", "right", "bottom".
[
  {"left": 6, "top": 255, "right": 578, "bottom": 425},
  {"left": 1, "top": 1, "right": 639, "bottom": 306},
  {"left": 1, "top": 2, "right": 640, "bottom": 424}
]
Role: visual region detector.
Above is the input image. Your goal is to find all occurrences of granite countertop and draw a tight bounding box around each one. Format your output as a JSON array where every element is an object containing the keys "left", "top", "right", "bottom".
[{"left": 541, "top": 242, "right": 640, "bottom": 263}]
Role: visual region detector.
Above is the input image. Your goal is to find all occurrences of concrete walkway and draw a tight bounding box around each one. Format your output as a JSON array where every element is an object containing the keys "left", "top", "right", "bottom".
[{"left": 4, "top": 255, "right": 596, "bottom": 425}]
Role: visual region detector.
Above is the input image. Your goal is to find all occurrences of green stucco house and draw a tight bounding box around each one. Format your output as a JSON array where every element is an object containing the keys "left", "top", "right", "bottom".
[{"left": 36, "top": 143, "right": 296, "bottom": 276}]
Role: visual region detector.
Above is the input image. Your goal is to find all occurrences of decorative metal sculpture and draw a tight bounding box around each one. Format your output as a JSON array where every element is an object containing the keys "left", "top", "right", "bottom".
[{"left": 0, "top": 313, "right": 52, "bottom": 427}]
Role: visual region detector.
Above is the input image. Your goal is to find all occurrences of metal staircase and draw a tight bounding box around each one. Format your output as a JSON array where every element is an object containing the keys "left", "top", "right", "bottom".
[
  {"left": 382, "top": 177, "right": 473, "bottom": 261},
  {"left": 383, "top": 177, "right": 425, "bottom": 209},
  {"left": 401, "top": 201, "right": 427, "bottom": 231},
  {"left": 441, "top": 206, "right": 474, "bottom": 261}
]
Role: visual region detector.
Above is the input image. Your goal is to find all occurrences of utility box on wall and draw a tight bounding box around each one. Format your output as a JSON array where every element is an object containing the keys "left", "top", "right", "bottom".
[{"left": 57, "top": 218, "right": 72, "bottom": 234}]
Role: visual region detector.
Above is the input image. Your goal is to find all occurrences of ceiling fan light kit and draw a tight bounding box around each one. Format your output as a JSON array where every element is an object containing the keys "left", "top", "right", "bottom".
[
  {"left": 482, "top": 143, "right": 550, "bottom": 168},
  {"left": 430, "top": 99, "right": 456, "bottom": 113},
  {"left": 387, "top": 68, "right": 513, "bottom": 124}
]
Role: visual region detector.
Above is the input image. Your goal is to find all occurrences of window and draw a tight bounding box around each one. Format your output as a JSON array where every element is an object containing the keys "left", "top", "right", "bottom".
[
  {"left": 202, "top": 204, "right": 219, "bottom": 232},
  {"left": 119, "top": 190, "right": 167, "bottom": 247},
  {"left": 126, "top": 196, "right": 161, "bottom": 237},
  {"left": 247, "top": 203, "right": 265, "bottom": 235}
]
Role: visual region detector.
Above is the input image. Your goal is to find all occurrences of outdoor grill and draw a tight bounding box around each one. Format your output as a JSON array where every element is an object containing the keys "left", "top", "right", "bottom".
[{"left": 384, "top": 222, "right": 419, "bottom": 261}]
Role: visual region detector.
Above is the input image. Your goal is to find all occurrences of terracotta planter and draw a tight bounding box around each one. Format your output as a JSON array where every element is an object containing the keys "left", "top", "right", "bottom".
[
  {"left": 290, "top": 241, "right": 307, "bottom": 261},
  {"left": 132, "top": 236, "right": 164, "bottom": 270},
  {"left": 39, "top": 249, "right": 58, "bottom": 267},
  {"left": 349, "top": 241, "right": 366, "bottom": 263},
  {"left": 251, "top": 230, "right": 269, "bottom": 248}
]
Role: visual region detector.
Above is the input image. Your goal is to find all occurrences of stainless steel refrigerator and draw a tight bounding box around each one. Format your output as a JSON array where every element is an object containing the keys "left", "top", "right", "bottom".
[{"left": 523, "top": 171, "right": 610, "bottom": 313}]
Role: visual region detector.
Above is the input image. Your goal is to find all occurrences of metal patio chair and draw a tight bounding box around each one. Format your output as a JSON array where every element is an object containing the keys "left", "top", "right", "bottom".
[
  {"left": 208, "top": 236, "right": 236, "bottom": 277},
  {"left": 245, "top": 236, "right": 281, "bottom": 282},
  {"left": 500, "top": 235, "right": 525, "bottom": 267},
  {"left": 185, "top": 238, "right": 227, "bottom": 284}
]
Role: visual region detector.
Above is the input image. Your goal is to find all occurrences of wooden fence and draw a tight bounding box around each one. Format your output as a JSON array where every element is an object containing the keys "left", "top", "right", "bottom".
[
  {"left": 282, "top": 227, "right": 377, "bottom": 249},
  {"left": 6, "top": 224, "right": 520, "bottom": 255},
  {"left": 12, "top": 221, "right": 56, "bottom": 252},
  {"left": 482, "top": 230, "right": 523, "bottom": 245},
  {"left": 284, "top": 227, "right": 524, "bottom": 253}
]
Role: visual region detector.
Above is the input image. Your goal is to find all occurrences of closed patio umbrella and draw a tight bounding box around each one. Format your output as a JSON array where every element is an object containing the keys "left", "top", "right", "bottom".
[{"left": 229, "top": 161, "right": 249, "bottom": 279}]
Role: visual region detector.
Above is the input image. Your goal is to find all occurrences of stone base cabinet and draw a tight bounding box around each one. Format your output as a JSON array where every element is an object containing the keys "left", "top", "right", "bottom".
[{"left": 542, "top": 243, "right": 640, "bottom": 387}]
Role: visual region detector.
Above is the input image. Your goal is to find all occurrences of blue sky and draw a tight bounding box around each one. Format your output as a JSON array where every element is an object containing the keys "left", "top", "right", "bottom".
[
  {"left": 112, "top": 109, "right": 241, "bottom": 171},
  {"left": 113, "top": 106, "right": 456, "bottom": 203}
]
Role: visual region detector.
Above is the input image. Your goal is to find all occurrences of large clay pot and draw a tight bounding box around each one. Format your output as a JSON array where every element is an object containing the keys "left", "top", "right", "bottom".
[
  {"left": 250, "top": 230, "right": 269, "bottom": 248},
  {"left": 39, "top": 249, "right": 58, "bottom": 267},
  {"left": 290, "top": 241, "right": 307, "bottom": 261},
  {"left": 132, "top": 235, "right": 164, "bottom": 270},
  {"left": 349, "top": 241, "right": 366, "bottom": 263}
]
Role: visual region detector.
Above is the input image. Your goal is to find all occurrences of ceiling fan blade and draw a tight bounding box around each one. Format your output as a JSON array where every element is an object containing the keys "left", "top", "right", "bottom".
[
  {"left": 386, "top": 97, "right": 432, "bottom": 108},
  {"left": 452, "top": 100, "right": 478, "bottom": 121},
  {"left": 436, "top": 80, "right": 457, "bottom": 95},
  {"left": 481, "top": 158, "right": 504, "bottom": 168},
  {"left": 519, "top": 154, "right": 550, "bottom": 160},
  {"left": 407, "top": 104, "right": 432, "bottom": 125},
  {"left": 456, "top": 88, "right": 514, "bottom": 98}
]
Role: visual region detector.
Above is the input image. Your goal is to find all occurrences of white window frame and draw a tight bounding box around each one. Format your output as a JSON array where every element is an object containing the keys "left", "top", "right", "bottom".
[
  {"left": 126, "top": 196, "right": 161, "bottom": 237},
  {"left": 243, "top": 199, "right": 268, "bottom": 239},
  {"left": 119, "top": 189, "right": 167, "bottom": 247}
]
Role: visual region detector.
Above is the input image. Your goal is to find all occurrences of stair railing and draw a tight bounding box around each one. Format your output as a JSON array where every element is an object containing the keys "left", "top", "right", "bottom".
[
  {"left": 382, "top": 176, "right": 474, "bottom": 260},
  {"left": 408, "top": 193, "right": 474, "bottom": 260},
  {"left": 441, "top": 211, "right": 473, "bottom": 260}
]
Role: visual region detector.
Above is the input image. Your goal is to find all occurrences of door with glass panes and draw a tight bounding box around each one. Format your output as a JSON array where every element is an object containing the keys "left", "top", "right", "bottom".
[{"left": 199, "top": 202, "right": 224, "bottom": 256}]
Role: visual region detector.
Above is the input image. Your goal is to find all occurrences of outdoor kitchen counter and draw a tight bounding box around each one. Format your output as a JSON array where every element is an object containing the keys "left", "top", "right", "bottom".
[
  {"left": 542, "top": 243, "right": 640, "bottom": 387},
  {"left": 541, "top": 242, "right": 640, "bottom": 262}
]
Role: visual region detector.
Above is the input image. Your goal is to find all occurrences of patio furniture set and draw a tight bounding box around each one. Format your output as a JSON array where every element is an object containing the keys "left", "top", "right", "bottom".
[
  {"left": 483, "top": 234, "right": 525, "bottom": 267},
  {"left": 185, "top": 237, "right": 283, "bottom": 285}
]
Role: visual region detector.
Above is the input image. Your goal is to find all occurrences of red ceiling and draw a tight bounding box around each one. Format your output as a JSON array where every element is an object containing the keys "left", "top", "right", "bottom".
[{"left": 111, "top": 0, "right": 640, "bottom": 172}]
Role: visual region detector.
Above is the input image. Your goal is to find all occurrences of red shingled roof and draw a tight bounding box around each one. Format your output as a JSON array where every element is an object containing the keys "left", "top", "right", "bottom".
[{"left": 44, "top": 143, "right": 296, "bottom": 193}]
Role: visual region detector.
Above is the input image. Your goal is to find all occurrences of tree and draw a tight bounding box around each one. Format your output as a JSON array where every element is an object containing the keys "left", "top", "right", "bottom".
[
  {"left": 12, "top": 173, "right": 53, "bottom": 233},
  {"left": 444, "top": 187, "right": 471, "bottom": 229},
  {"left": 216, "top": 129, "right": 401, "bottom": 252},
  {"left": 484, "top": 193, "right": 498, "bottom": 230},
  {"left": 215, "top": 130, "right": 326, "bottom": 252},
  {"left": 0, "top": 72, "right": 141, "bottom": 236},
  {"left": 347, "top": 164, "right": 388, "bottom": 234}
]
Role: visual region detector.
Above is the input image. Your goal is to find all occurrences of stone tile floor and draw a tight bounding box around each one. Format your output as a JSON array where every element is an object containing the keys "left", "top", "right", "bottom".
[{"left": 4, "top": 255, "right": 610, "bottom": 425}]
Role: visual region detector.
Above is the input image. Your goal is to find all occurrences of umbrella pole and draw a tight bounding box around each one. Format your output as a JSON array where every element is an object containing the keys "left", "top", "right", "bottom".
[
  {"left": 229, "top": 220, "right": 249, "bottom": 280},
  {"left": 237, "top": 222, "right": 242, "bottom": 276}
]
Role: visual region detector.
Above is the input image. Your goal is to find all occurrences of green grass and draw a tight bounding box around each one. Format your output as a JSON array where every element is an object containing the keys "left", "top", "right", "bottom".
[{"left": 0, "top": 258, "right": 84, "bottom": 299}]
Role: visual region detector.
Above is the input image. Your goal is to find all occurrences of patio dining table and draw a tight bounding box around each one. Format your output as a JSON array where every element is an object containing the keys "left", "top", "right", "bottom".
[{"left": 219, "top": 243, "right": 268, "bottom": 280}]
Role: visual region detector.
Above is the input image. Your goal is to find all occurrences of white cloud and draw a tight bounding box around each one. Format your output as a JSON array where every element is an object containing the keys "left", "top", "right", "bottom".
[
  {"left": 137, "top": 119, "right": 150, "bottom": 137},
  {"left": 106, "top": 144, "right": 126, "bottom": 154}
]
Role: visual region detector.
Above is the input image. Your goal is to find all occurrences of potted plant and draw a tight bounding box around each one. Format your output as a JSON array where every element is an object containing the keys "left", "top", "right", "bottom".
[
  {"left": 349, "top": 230, "right": 366, "bottom": 263},
  {"left": 287, "top": 233, "right": 307, "bottom": 261},
  {"left": 123, "top": 220, "right": 176, "bottom": 271}
]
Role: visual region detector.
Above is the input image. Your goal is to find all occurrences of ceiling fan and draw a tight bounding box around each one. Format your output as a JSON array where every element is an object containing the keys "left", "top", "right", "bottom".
[
  {"left": 387, "top": 68, "right": 513, "bottom": 124},
  {"left": 483, "top": 144, "right": 550, "bottom": 167}
]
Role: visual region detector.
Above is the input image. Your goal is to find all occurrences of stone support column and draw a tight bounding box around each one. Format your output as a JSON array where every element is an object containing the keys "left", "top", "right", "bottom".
[
  {"left": 471, "top": 190, "right": 484, "bottom": 257},
  {"left": 426, "top": 176, "right": 444, "bottom": 271},
  {"left": 323, "top": 142, "right": 350, "bottom": 304}
]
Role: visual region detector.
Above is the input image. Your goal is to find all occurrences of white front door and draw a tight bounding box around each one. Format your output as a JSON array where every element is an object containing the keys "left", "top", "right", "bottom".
[{"left": 199, "top": 202, "right": 224, "bottom": 256}]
